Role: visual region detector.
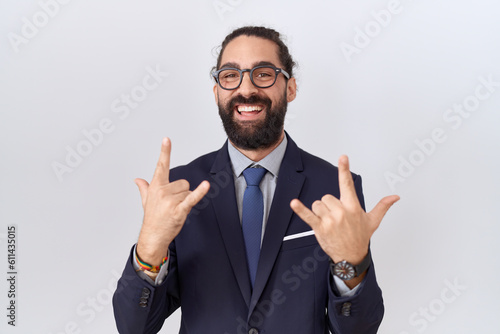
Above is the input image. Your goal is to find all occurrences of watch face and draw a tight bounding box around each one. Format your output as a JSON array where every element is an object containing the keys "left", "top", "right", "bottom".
[{"left": 334, "top": 261, "right": 355, "bottom": 281}]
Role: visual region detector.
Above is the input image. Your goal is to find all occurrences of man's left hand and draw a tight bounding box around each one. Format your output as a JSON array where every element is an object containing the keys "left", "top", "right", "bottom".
[{"left": 290, "top": 155, "right": 400, "bottom": 266}]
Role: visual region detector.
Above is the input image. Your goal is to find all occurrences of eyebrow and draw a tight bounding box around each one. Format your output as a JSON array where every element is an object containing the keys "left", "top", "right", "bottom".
[{"left": 219, "top": 61, "right": 279, "bottom": 70}]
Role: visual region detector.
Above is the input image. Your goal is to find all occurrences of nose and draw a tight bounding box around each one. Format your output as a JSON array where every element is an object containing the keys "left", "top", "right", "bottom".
[{"left": 237, "top": 71, "right": 259, "bottom": 96}]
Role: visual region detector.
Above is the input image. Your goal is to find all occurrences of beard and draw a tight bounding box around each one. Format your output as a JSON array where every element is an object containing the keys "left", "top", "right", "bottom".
[{"left": 218, "top": 92, "right": 288, "bottom": 150}]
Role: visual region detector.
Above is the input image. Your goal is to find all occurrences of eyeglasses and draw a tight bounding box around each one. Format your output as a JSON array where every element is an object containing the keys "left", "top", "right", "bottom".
[{"left": 212, "top": 65, "right": 290, "bottom": 90}]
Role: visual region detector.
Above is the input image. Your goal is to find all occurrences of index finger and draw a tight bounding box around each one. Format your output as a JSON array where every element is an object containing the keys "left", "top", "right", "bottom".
[
  {"left": 338, "top": 155, "right": 359, "bottom": 206},
  {"left": 152, "top": 137, "right": 171, "bottom": 184}
]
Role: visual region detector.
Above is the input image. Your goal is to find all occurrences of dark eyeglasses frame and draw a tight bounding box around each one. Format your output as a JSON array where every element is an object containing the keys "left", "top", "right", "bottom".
[{"left": 212, "top": 65, "right": 290, "bottom": 90}]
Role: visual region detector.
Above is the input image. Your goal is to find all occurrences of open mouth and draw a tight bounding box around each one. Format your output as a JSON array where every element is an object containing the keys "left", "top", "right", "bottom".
[{"left": 235, "top": 104, "right": 264, "bottom": 118}]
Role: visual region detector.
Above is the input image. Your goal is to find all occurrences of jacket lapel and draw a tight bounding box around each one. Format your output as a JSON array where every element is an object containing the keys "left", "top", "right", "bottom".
[
  {"left": 248, "top": 135, "right": 305, "bottom": 316},
  {"left": 210, "top": 142, "right": 252, "bottom": 307}
]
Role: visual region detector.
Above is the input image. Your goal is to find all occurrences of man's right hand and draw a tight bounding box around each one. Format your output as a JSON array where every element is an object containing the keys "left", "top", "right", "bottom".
[{"left": 135, "top": 137, "right": 210, "bottom": 266}]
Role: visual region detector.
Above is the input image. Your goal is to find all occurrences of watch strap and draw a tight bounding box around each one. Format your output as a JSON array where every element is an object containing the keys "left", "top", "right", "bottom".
[{"left": 354, "top": 250, "right": 371, "bottom": 276}]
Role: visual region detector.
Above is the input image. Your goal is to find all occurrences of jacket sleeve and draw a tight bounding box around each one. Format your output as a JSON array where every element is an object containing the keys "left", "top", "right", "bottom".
[
  {"left": 327, "top": 174, "right": 385, "bottom": 333},
  {"left": 112, "top": 243, "right": 180, "bottom": 334}
]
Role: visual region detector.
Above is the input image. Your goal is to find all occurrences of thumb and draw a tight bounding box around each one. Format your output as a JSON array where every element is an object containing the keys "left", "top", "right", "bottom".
[
  {"left": 367, "top": 195, "right": 400, "bottom": 229},
  {"left": 134, "top": 178, "right": 150, "bottom": 208}
]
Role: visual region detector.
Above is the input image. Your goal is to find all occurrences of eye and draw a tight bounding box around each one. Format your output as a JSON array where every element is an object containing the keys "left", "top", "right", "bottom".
[
  {"left": 221, "top": 70, "right": 239, "bottom": 80},
  {"left": 256, "top": 72, "right": 272, "bottom": 78},
  {"left": 254, "top": 68, "right": 275, "bottom": 80}
]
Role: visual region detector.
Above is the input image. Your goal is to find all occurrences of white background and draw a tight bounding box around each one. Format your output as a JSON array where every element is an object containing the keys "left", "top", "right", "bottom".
[{"left": 1, "top": 0, "right": 499, "bottom": 333}]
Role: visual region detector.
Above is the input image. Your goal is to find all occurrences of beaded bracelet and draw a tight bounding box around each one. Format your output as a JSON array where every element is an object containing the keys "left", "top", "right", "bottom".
[{"left": 135, "top": 253, "right": 168, "bottom": 273}]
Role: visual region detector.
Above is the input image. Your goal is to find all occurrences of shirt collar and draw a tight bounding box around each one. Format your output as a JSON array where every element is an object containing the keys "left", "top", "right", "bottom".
[{"left": 227, "top": 135, "right": 288, "bottom": 178}]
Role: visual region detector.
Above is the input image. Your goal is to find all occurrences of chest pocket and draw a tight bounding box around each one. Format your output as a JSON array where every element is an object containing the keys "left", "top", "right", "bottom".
[{"left": 280, "top": 233, "right": 318, "bottom": 251}]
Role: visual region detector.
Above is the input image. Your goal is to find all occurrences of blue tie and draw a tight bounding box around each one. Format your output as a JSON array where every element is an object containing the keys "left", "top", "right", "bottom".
[{"left": 242, "top": 167, "right": 267, "bottom": 288}]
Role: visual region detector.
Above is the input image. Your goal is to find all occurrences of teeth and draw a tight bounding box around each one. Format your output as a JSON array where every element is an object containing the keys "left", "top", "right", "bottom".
[{"left": 237, "top": 105, "right": 263, "bottom": 112}]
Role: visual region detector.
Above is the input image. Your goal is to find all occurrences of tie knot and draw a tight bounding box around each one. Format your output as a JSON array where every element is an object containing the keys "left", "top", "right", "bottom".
[{"left": 243, "top": 167, "right": 267, "bottom": 186}]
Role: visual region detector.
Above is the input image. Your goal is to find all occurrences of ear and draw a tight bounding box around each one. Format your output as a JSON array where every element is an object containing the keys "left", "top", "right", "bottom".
[
  {"left": 286, "top": 77, "right": 297, "bottom": 103},
  {"left": 213, "top": 84, "right": 219, "bottom": 104}
]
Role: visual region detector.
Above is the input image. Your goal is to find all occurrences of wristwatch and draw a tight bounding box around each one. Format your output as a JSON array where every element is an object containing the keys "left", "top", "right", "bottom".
[{"left": 330, "top": 251, "right": 371, "bottom": 281}]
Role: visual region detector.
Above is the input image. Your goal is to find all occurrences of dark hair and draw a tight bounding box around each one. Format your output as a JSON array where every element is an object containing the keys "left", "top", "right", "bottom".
[{"left": 212, "top": 26, "right": 296, "bottom": 78}]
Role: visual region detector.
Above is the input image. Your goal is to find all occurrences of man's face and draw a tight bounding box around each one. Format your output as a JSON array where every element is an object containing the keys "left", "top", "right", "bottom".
[{"left": 213, "top": 36, "right": 297, "bottom": 150}]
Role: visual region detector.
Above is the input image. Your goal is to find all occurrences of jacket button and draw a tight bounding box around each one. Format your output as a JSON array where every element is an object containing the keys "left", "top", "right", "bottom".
[
  {"left": 142, "top": 287, "right": 150, "bottom": 296},
  {"left": 341, "top": 302, "right": 352, "bottom": 317},
  {"left": 248, "top": 328, "right": 259, "bottom": 334},
  {"left": 139, "top": 301, "right": 147, "bottom": 308}
]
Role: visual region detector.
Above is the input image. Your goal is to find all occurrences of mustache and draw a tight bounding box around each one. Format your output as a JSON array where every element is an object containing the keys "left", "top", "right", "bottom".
[{"left": 228, "top": 95, "right": 272, "bottom": 110}]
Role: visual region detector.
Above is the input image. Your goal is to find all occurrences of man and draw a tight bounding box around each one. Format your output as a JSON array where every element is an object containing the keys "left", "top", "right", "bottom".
[{"left": 113, "top": 26, "right": 399, "bottom": 334}]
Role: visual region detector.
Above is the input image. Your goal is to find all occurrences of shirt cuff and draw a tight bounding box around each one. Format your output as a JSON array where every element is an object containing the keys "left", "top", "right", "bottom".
[
  {"left": 333, "top": 275, "right": 361, "bottom": 297},
  {"left": 132, "top": 244, "right": 169, "bottom": 286}
]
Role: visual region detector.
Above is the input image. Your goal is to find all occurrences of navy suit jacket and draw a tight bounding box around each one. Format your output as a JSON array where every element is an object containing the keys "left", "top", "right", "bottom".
[{"left": 113, "top": 134, "right": 384, "bottom": 334}]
